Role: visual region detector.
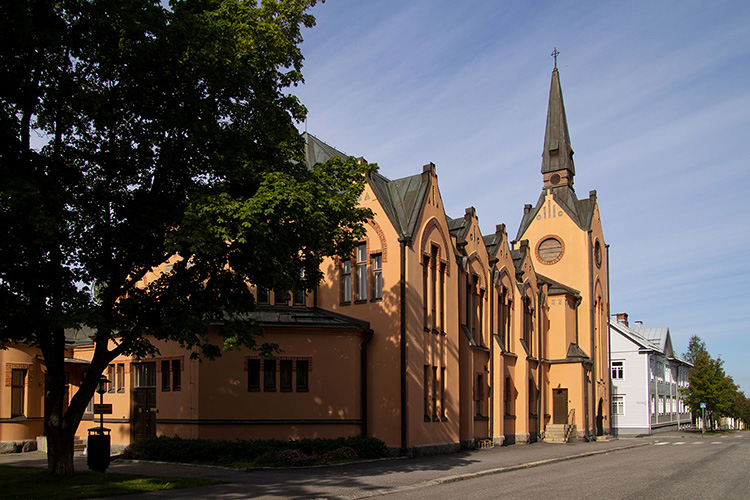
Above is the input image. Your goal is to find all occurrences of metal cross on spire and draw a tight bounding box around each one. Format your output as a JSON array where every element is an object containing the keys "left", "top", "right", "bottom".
[{"left": 551, "top": 47, "right": 560, "bottom": 69}]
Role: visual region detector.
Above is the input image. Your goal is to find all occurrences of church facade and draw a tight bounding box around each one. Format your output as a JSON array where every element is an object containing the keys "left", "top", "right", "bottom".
[{"left": 2, "top": 67, "right": 611, "bottom": 454}]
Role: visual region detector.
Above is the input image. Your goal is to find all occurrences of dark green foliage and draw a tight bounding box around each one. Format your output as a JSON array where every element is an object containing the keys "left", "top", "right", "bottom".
[
  {"left": 0, "top": 0, "right": 375, "bottom": 475},
  {"left": 122, "top": 435, "right": 388, "bottom": 466}
]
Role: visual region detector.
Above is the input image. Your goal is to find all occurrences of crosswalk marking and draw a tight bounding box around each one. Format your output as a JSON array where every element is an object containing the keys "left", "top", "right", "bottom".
[
  {"left": 673, "top": 442, "right": 686, "bottom": 445},
  {"left": 655, "top": 442, "right": 669, "bottom": 446},
  {"left": 711, "top": 442, "right": 722, "bottom": 445}
]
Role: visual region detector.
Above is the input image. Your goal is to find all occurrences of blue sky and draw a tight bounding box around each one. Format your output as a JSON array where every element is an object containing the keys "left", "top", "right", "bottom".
[{"left": 292, "top": 1, "right": 750, "bottom": 391}]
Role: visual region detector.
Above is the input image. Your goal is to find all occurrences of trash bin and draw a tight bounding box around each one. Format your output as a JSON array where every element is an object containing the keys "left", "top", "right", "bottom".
[{"left": 87, "top": 427, "right": 111, "bottom": 472}]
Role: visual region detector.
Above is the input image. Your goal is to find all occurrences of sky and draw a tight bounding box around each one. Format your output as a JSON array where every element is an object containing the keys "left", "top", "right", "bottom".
[{"left": 291, "top": 1, "right": 750, "bottom": 391}]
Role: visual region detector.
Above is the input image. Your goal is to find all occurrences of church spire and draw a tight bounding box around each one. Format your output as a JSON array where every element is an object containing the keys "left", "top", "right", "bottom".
[{"left": 541, "top": 60, "right": 575, "bottom": 190}]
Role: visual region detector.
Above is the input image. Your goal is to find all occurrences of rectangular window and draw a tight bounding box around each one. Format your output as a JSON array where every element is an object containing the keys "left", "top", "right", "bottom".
[
  {"left": 342, "top": 260, "right": 351, "bottom": 303},
  {"left": 172, "top": 359, "right": 181, "bottom": 391},
  {"left": 439, "top": 263, "right": 445, "bottom": 333},
  {"left": 504, "top": 376, "right": 511, "bottom": 415},
  {"left": 274, "top": 289, "right": 289, "bottom": 306},
  {"left": 161, "top": 360, "right": 171, "bottom": 391},
  {"left": 280, "top": 360, "right": 293, "bottom": 392},
  {"left": 613, "top": 395, "right": 625, "bottom": 415},
  {"left": 431, "top": 247, "right": 438, "bottom": 332},
  {"left": 248, "top": 359, "right": 261, "bottom": 391},
  {"left": 423, "top": 256, "right": 429, "bottom": 329},
  {"left": 107, "top": 365, "right": 115, "bottom": 393},
  {"left": 372, "top": 254, "right": 383, "bottom": 300},
  {"left": 134, "top": 363, "right": 156, "bottom": 387},
  {"left": 475, "top": 373, "right": 484, "bottom": 417},
  {"left": 257, "top": 287, "right": 269, "bottom": 304},
  {"left": 432, "top": 366, "right": 438, "bottom": 421},
  {"left": 357, "top": 243, "right": 367, "bottom": 301},
  {"left": 11, "top": 369, "right": 26, "bottom": 418},
  {"left": 611, "top": 361, "right": 624, "bottom": 379},
  {"left": 296, "top": 360, "right": 309, "bottom": 392},
  {"left": 424, "top": 365, "right": 430, "bottom": 421},
  {"left": 499, "top": 289, "right": 508, "bottom": 348},
  {"left": 506, "top": 299, "right": 513, "bottom": 351},
  {"left": 440, "top": 367, "right": 446, "bottom": 420},
  {"left": 478, "top": 288, "right": 484, "bottom": 346},
  {"left": 116, "top": 363, "right": 125, "bottom": 393},
  {"left": 293, "top": 288, "right": 305, "bottom": 305},
  {"left": 264, "top": 359, "right": 276, "bottom": 392}
]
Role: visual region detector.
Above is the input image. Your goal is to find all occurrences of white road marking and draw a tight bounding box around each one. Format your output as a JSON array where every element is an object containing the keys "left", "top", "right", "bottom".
[
  {"left": 654, "top": 442, "right": 669, "bottom": 446},
  {"left": 673, "top": 442, "right": 686, "bottom": 445}
]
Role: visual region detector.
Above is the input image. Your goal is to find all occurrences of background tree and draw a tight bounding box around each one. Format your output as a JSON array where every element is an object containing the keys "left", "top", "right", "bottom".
[
  {"left": 0, "top": 0, "right": 374, "bottom": 475},
  {"left": 682, "top": 352, "right": 732, "bottom": 430},
  {"left": 682, "top": 334, "right": 707, "bottom": 365}
]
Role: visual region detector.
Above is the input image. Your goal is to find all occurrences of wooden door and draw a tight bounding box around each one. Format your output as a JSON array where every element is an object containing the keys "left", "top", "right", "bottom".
[
  {"left": 553, "top": 388, "right": 568, "bottom": 424},
  {"left": 133, "top": 387, "right": 156, "bottom": 441}
]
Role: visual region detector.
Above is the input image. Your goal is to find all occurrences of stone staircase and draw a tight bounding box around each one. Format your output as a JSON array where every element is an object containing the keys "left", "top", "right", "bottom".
[
  {"left": 74, "top": 436, "right": 86, "bottom": 455},
  {"left": 544, "top": 423, "right": 577, "bottom": 443}
]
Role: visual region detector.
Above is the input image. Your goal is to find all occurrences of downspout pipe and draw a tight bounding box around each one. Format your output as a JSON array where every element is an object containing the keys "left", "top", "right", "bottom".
[
  {"left": 399, "top": 237, "right": 408, "bottom": 454},
  {"left": 587, "top": 230, "right": 596, "bottom": 439},
  {"left": 489, "top": 268, "right": 495, "bottom": 441},
  {"left": 360, "top": 328, "right": 374, "bottom": 437},
  {"left": 606, "top": 243, "right": 612, "bottom": 436},
  {"left": 537, "top": 287, "right": 544, "bottom": 441}
]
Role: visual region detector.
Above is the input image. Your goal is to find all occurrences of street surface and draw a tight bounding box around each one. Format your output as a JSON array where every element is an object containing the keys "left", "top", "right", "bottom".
[{"left": 2, "top": 431, "right": 746, "bottom": 499}]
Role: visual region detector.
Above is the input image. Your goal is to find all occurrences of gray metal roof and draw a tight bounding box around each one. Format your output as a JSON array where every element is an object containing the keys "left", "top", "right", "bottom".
[
  {"left": 368, "top": 170, "right": 431, "bottom": 241},
  {"left": 302, "top": 132, "right": 348, "bottom": 167}
]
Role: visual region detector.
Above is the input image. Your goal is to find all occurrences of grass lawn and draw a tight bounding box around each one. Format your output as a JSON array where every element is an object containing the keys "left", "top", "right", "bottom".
[{"left": 0, "top": 465, "right": 222, "bottom": 499}]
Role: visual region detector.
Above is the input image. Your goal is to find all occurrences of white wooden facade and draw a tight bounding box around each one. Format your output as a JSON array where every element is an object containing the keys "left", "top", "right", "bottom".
[{"left": 609, "top": 314, "right": 691, "bottom": 436}]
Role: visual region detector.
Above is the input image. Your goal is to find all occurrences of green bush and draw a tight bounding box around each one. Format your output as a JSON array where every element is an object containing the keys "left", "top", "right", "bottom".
[{"left": 121, "top": 435, "right": 388, "bottom": 467}]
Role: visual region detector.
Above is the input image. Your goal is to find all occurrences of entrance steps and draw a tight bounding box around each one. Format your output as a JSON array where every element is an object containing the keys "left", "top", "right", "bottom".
[
  {"left": 74, "top": 436, "right": 86, "bottom": 454},
  {"left": 544, "top": 423, "right": 577, "bottom": 443}
]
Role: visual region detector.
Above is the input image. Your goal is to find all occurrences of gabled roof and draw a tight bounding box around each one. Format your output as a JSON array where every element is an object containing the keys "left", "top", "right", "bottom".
[
  {"left": 302, "top": 132, "right": 348, "bottom": 167},
  {"left": 609, "top": 320, "right": 654, "bottom": 351},
  {"left": 610, "top": 317, "right": 692, "bottom": 366},
  {"left": 368, "top": 170, "right": 431, "bottom": 241}
]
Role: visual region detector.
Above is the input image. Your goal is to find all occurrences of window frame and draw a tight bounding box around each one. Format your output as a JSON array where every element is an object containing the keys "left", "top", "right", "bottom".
[
  {"left": 611, "top": 360, "right": 624, "bottom": 380},
  {"left": 10, "top": 369, "right": 26, "bottom": 418}
]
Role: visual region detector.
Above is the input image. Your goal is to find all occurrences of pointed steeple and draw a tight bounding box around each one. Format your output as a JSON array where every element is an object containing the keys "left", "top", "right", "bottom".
[{"left": 541, "top": 67, "right": 575, "bottom": 190}]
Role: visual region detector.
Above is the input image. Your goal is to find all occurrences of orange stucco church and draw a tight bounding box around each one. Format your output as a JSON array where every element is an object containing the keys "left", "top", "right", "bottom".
[{"left": 1, "top": 67, "right": 611, "bottom": 454}]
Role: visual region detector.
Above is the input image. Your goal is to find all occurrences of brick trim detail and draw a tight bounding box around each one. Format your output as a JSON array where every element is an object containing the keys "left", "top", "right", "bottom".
[
  {"left": 5, "top": 363, "right": 33, "bottom": 387},
  {"left": 419, "top": 218, "right": 451, "bottom": 276}
]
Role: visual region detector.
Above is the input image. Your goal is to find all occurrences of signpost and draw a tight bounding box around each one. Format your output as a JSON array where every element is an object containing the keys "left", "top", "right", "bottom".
[{"left": 700, "top": 402, "right": 706, "bottom": 434}]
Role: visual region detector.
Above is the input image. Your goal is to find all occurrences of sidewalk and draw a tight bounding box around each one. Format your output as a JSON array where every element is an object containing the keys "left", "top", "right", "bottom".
[{"left": 1, "top": 436, "right": 660, "bottom": 499}]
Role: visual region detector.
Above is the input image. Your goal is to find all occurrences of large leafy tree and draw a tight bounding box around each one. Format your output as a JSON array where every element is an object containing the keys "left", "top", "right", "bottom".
[
  {"left": 682, "top": 352, "right": 733, "bottom": 430},
  {"left": 0, "top": 0, "right": 373, "bottom": 475}
]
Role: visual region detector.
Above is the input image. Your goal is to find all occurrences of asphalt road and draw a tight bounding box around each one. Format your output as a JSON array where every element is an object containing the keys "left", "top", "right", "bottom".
[
  {"left": 2, "top": 431, "right": 746, "bottom": 499},
  {"left": 377, "top": 433, "right": 749, "bottom": 500}
]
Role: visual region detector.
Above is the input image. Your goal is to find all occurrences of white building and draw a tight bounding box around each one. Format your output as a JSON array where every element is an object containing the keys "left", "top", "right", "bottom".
[{"left": 609, "top": 313, "right": 692, "bottom": 436}]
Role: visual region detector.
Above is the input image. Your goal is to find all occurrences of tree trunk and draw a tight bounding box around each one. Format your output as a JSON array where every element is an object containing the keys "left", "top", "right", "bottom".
[
  {"left": 44, "top": 369, "right": 75, "bottom": 476},
  {"left": 46, "top": 419, "right": 76, "bottom": 476}
]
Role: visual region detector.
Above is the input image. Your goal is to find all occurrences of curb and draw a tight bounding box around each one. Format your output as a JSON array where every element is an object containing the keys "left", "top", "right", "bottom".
[{"left": 351, "top": 442, "right": 652, "bottom": 499}]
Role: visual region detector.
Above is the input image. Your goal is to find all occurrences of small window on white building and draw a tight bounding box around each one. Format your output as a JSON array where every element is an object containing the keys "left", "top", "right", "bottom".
[
  {"left": 611, "top": 361, "right": 624, "bottom": 380},
  {"left": 612, "top": 395, "right": 625, "bottom": 415}
]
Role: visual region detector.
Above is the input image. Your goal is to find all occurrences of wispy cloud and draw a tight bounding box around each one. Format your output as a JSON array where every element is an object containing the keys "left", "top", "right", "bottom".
[{"left": 295, "top": 0, "right": 750, "bottom": 389}]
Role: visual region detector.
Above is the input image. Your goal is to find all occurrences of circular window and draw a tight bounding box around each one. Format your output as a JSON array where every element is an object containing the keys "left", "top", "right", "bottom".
[
  {"left": 536, "top": 236, "right": 564, "bottom": 265},
  {"left": 550, "top": 173, "right": 561, "bottom": 185},
  {"left": 595, "top": 240, "right": 602, "bottom": 268}
]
